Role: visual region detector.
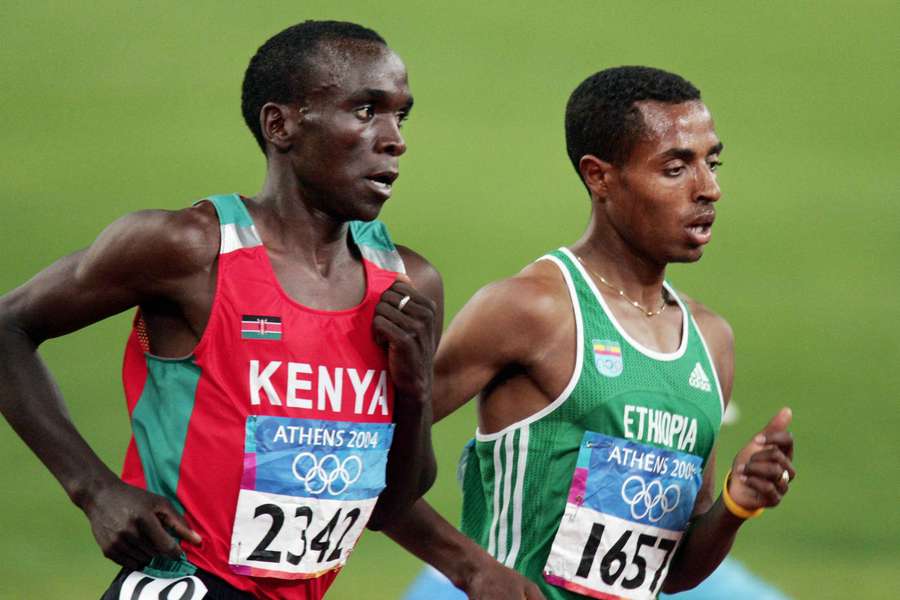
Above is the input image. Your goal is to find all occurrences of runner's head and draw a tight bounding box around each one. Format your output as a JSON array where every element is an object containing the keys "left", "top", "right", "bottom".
[
  {"left": 565, "top": 66, "right": 701, "bottom": 173},
  {"left": 242, "top": 21, "right": 388, "bottom": 153},
  {"left": 566, "top": 67, "right": 723, "bottom": 263},
  {"left": 242, "top": 20, "right": 412, "bottom": 221}
]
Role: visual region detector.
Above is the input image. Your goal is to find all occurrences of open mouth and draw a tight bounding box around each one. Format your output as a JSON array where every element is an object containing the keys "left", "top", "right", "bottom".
[
  {"left": 686, "top": 212, "right": 715, "bottom": 243},
  {"left": 366, "top": 171, "right": 398, "bottom": 194},
  {"left": 687, "top": 223, "right": 712, "bottom": 236}
]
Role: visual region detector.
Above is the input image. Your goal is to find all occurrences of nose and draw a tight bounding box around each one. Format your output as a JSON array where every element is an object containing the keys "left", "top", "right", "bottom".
[
  {"left": 376, "top": 117, "right": 406, "bottom": 157},
  {"left": 695, "top": 164, "right": 721, "bottom": 203}
]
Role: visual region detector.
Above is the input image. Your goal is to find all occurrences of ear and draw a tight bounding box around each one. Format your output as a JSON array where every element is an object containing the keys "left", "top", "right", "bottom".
[
  {"left": 578, "top": 154, "right": 614, "bottom": 201},
  {"left": 260, "top": 102, "right": 300, "bottom": 153}
]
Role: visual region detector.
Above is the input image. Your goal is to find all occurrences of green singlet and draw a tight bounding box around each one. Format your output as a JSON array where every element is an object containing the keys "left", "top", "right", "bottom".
[{"left": 459, "top": 248, "right": 724, "bottom": 600}]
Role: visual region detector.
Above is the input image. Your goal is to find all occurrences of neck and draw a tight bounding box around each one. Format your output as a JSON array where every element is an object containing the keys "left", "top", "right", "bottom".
[
  {"left": 571, "top": 209, "right": 668, "bottom": 309},
  {"left": 251, "top": 159, "right": 355, "bottom": 275}
]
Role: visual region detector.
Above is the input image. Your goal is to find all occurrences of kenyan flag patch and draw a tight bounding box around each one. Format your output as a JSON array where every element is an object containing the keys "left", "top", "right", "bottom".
[{"left": 241, "top": 315, "right": 282, "bottom": 340}]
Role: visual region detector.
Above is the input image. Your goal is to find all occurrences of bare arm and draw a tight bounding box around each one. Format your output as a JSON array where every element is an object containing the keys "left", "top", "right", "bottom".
[
  {"left": 0, "top": 207, "right": 216, "bottom": 568},
  {"left": 661, "top": 302, "right": 796, "bottom": 592},
  {"left": 385, "top": 272, "right": 563, "bottom": 599},
  {"left": 367, "top": 245, "right": 444, "bottom": 529}
]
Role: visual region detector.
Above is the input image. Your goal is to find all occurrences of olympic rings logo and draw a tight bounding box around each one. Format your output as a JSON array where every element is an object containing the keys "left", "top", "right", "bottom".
[
  {"left": 620, "top": 475, "right": 680, "bottom": 522},
  {"left": 291, "top": 453, "right": 363, "bottom": 496}
]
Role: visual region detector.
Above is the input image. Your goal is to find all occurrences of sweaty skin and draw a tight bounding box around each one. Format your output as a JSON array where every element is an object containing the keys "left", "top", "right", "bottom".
[
  {"left": 386, "top": 101, "right": 794, "bottom": 599},
  {"left": 0, "top": 40, "right": 443, "bottom": 572}
]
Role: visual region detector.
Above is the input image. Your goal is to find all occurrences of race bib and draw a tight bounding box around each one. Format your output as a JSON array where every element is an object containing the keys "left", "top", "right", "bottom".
[
  {"left": 117, "top": 571, "right": 207, "bottom": 600},
  {"left": 543, "top": 432, "right": 703, "bottom": 599},
  {"left": 229, "top": 416, "right": 394, "bottom": 579}
]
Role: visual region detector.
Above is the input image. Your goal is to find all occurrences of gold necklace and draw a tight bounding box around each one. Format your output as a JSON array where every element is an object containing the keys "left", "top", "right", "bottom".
[{"left": 576, "top": 254, "right": 668, "bottom": 317}]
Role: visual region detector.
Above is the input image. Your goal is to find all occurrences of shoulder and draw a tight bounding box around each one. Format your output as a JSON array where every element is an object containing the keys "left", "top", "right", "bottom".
[
  {"left": 681, "top": 294, "right": 733, "bottom": 357},
  {"left": 396, "top": 245, "right": 442, "bottom": 301},
  {"left": 396, "top": 246, "right": 443, "bottom": 320},
  {"left": 81, "top": 202, "right": 219, "bottom": 290},
  {"left": 461, "top": 258, "right": 572, "bottom": 340}
]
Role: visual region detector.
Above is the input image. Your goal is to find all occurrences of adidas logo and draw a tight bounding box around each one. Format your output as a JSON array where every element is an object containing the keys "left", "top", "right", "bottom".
[{"left": 689, "top": 362, "right": 712, "bottom": 392}]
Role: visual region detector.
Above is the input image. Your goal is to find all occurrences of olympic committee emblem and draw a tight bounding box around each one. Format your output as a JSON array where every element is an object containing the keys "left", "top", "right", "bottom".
[
  {"left": 291, "top": 452, "right": 363, "bottom": 496},
  {"left": 593, "top": 339, "right": 623, "bottom": 378},
  {"left": 620, "top": 475, "right": 680, "bottom": 522}
]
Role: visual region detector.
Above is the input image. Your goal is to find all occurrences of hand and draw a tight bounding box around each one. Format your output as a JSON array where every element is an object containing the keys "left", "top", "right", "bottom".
[
  {"left": 727, "top": 407, "right": 796, "bottom": 510},
  {"left": 374, "top": 274, "right": 437, "bottom": 402},
  {"left": 82, "top": 478, "right": 201, "bottom": 570},
  {"left": 462, "top": 558, "right": 546, "bottom": 600}
]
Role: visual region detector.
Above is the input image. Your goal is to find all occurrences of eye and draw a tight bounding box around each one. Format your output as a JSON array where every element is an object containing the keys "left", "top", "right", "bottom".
[
  {"left": 708, "top": 160, "right": 723, "bottom": 172},
  {"left": 664, "top": 165, "right": 686, "bottom": 177},
  {"left": 396, "top": 111, "right": 410, "bottom": 128},
  {"left": 353, "top": 105, "right": 375, "bottom": 121}
]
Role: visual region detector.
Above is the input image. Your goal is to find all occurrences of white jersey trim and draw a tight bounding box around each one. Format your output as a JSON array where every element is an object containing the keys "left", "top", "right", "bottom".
[
  {"left": 475, "top": 254, "right": 585, "bottom": 442},
  {"left": 219, "top": 222, "right": 262, "bottom": 254},
  {"left": 560, "top": 247, "right": 689, "bottom": 362}
]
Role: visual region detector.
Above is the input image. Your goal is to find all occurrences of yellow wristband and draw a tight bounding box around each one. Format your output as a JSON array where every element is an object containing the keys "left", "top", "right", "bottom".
[{"left": 722, "top": 469, "right": 764, "bottom": 519}]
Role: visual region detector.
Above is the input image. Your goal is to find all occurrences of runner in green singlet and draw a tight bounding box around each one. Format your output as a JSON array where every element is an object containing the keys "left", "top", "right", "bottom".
[{"left": 387, "top": 67, "right": 796, "bottom": 600}]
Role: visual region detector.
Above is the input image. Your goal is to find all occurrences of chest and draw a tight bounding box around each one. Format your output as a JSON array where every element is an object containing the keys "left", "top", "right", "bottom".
[{"left": 266, "top": 248, "right": 368, "bottom": 311}]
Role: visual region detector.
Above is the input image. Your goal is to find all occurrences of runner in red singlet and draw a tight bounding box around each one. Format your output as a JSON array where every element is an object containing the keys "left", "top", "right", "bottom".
[{"left": 0, "top": 21, "right": 442, "bottom": 599}]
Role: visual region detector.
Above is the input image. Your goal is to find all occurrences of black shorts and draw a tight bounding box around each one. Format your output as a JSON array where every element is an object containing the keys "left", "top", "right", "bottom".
[{"left": 101, "top": 567, "right": 254, "bottom": 600}]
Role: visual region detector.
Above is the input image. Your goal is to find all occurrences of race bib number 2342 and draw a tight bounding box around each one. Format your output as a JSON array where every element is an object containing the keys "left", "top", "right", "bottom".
[{"left": 229, "top": 416, "right": 394, "bottom": 580}]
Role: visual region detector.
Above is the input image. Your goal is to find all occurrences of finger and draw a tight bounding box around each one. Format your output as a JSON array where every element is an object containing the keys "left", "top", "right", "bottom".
[
  {"left": 741, "top": 461, "right": 791, "bottom": 493},
  {"left": 156, "top": 505, "right": 202, "bottom": 547},
  {"left": 379, "top": 291, "right": 433, "bottom": 321},
  {"left": 761, "top": 430, "right": 793, "bottom": 447},
  {"left": 741, "top": 449, "right": 795, "bottom": 484},
  {"left": 120, "top": 529, "right": 156, "bottom": 564},
  {"left": 375, "top": 301, "right": 428, "bottom": 335},
  {"left": 386, "top": 281, "right": 434, "bottom": 308},
  {"left": 141, "top": 516, "right": 184, "bottom": 559},
  {"left": 757, "top": 407, "right": 792, "bottom": 439},
  {"left": 107, "top": 537, "right": 151, "bottom": 570},
  {"left": 746, "top": 447, "right": 793, "bottom": 473},
  {"left": 742, "top": 475, "right": 782, "bottom": 506},
  {"left": 373, "top": 314, "right": 415, "bottom": 348},
  {"left": 381, "top": 285, "right": 433, "bottom": 312},
  {"left": 759, "top": 430, "right": 794, "bottom": 460}
]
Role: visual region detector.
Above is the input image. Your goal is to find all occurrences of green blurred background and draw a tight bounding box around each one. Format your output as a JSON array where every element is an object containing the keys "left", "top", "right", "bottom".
[{"left": 1, "top": 1, "right": 897, "bottom": 598}]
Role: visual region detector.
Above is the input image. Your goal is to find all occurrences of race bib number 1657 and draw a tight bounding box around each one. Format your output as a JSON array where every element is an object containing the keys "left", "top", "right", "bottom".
[
  {"left": 543, "top": 432, "right": 703, "bottom": 599},
  {"left": 229, "top": 416, "right": 394, "bottom": 580}
]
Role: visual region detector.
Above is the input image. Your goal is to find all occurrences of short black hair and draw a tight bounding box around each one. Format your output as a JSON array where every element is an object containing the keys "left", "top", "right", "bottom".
[
  {"left": 564, "top": 66, "right": 701, "bottom": 173},
  {"left": 241, "top": 20, "right": 387, "bottom": 153}
]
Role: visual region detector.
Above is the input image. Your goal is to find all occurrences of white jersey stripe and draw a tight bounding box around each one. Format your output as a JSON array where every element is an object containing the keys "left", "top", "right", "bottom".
[
  {"left": 505, "top": 425, "right": 529, "bottom": 567},
  {"left": 487, "top": 438, "right": 503, "bottom": 557},
  {"left": 496, "top": 431, "right": 515, "bottom": 563}
]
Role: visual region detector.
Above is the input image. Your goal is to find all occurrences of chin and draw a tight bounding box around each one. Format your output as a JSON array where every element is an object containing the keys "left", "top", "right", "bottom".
[
  {"left": 668, "top": 248, "right": 706, "bottom": 264},
  {"left": 333, "top": 195, "right": 386, "bottom": 223},
  {"left": 352, "top": 200, "right": 386, "bottom": 222}
]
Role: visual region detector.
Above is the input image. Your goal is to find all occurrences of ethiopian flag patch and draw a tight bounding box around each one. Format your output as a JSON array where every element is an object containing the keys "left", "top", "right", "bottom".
[
  {"left": 593, "top": 339, "right": 623, "bottom": 377},
  {"left": 241, "top": 315, "right": 282, "bottom": 340}
]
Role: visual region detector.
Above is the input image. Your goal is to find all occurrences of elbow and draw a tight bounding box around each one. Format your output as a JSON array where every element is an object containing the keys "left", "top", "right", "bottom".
[
  {"left": 661, "top": 573, "right": 703, "bottom": 594},
  {"left": 418, "top": 453, "right": 438, "bottom": 497},
  {"left": 367, "top": 460, "right": 437, "bottom": 532},
  {"left": 0, "top": 299, "right": 41, "bottom": 349},
  {"left": 366, "top": 514, "right": 387, "bottom": 532}
]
